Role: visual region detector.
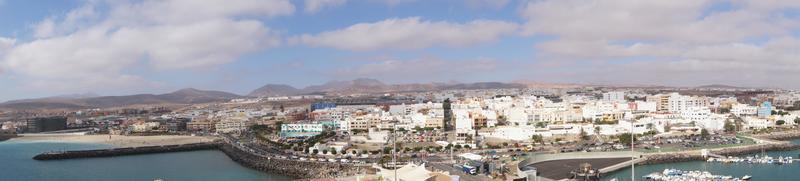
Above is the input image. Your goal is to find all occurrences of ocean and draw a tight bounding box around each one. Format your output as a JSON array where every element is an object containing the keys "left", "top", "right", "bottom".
[
  {"left": 0, "top": 140, "right": 291, "bottom": 181},
  {"left": 603, "top": 139, "right": 800, "bottom": 181}
]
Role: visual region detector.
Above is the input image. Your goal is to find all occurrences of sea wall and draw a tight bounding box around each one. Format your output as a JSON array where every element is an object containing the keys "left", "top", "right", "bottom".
[
  {"left": 755, "top": 131, "right": 800, "bottom": 141},
  {"left": 217, "top": 144, "right": 366, "bottom": 179},
  {"left": 640, "top": 143, "right": 800, "bottom": 165},
  {"left": 32, "top": 142, "right": 221, "bottom": 160}
]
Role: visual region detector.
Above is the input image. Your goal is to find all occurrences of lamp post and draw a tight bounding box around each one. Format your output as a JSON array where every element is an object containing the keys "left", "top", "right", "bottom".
[{"left": 631, "top": 120, "right": 635, "bottom": 181}]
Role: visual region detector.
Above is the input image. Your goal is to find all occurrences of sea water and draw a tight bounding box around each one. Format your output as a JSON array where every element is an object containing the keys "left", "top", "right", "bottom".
[
  {"left": 604, "top": 139, "right": 800, "bottom": 181},
  {"left": 0, "top": 140, "right": 291, "bottom": 181}
]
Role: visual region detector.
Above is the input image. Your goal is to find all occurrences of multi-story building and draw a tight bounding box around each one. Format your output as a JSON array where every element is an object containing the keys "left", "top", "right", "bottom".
[
  {"left": 187, "top": 121, "right": 215, "bottom": 132},
  {"left": 758, "top": 101, "right": 773, "bottom": 118},
  {"left": 602, "top": 91, "right": 625, "bottom": 102},
  {"left": 731, "top": 103, "right": 758, "bottom": 116},
  {"left": 280, "top": 123, "right": 324, "bottom": 138},
  {"left": 26, "top": 117, "right": 67, "bottom": 133}
]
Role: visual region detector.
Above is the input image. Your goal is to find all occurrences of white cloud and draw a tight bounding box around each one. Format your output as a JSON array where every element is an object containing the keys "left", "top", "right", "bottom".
[
  {"left": 465, "top": 0, "right": 510, "bottom": 9},
  {"left": 0, "top": 37, "right": 13, "bottom": 53},
  {"left": 294, "top": 17, "right": 518, "bottom": 51},
  {"left": 519, "top": 0, "right": 800, "bottom": 87},
  {"left": 332, "top": 56, "right": 499, "bottom": 83},
  {"left": 1, "top": 0, "right": 293, "bottom": 92},
  {"left": 305, "top": 0, "right": 346, "bottom": 13}
]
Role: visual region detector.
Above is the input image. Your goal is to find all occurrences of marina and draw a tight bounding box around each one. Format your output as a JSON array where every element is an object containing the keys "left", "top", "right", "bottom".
[
  {"left": 707, "top": 155, "right": 796, "bottom": 165},
  {"left": 642, "top": 169, "right": 751, "bottom": 181}
]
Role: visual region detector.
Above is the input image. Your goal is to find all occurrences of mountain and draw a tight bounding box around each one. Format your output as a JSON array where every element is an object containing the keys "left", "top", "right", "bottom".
[
  {"left": 0, "top": 88, "right": 242, "bottom": 110},
  {"left": 248, "top": 84, "right": 302, "bottom": 97},
  {"left": 250, "top": 78, "right": 533, "bottom": 96},
  {"left": 694, "top": 84, "right": 746, "bottom": 89},
  {"left": 444, "top": 82, "right": 527, "bottom": 90},
  {"left": 305, "top": 78, "right": 389, "bottom": 93}
]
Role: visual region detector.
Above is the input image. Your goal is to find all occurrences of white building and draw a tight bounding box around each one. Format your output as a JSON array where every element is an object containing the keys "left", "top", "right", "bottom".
[
  {"left": 215, "top": 118, "right": 250, "bottom": 134},
  {"left": 731, "top": 103, "right": 758, "bottom": 116},
  {"left": 602, "top": 91, "right": 626, "bottom": 102}
]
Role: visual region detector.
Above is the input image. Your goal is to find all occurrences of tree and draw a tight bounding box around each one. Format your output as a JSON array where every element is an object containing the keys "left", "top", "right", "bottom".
[
  {"left": 579, "top": 129, "right": 590, "bottom": 140},
  {"left": 618, "top": 133, "right": 637, "bottom": 145},
  {"left": 274, "top": 121, "right": 284, "bottom": 131},
  {"left": 795, "top": 117, "right": 800, "bottom": 125},
  {"left": 322, "top": 149, "right": 329, "bottom": 154},
  {"left": 352, "top": 150, "right": 358, "bottom": 155},
  {"left": 700, "top": 129, "right": 709, "bottom": 138},
  {"left": 502, "top": 142, "right": 509, "bottom": 147},
  {"left": 312, "top": 149, "right": 319, "bottom": 155},
  {"left": 531, "top": 135, "right": 544, "bottom": 144},
  {"left": 464, "top": 145, "right": 472, "bottom": 149},
  {"left": 777, "top": 120, "right": 786, "bottom": 126},
  {"left": 454, "top": 144, "right": 462, "bottom": 149},
  {"left": 724, "top": 121, "right": 736, "bottom": 133}
]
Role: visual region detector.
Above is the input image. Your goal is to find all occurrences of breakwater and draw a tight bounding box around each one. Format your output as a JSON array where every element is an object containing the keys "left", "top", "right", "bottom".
[
  {"left": 217, "top": 144, "right": 366, "bottom": 179},
  {"left": 640, "top": 142, "right": 800, "bottom": 165},
  {"left": 755, "top": 131, "right": 800, "bottom": 140},
  {"left": 33, "top": 142, "right": 221, "bottom": 160}
]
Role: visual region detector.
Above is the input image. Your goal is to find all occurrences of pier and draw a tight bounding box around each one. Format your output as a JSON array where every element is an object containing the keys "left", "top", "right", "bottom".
[{"left": 32, "top": 142, "right": 221, "bottom": 160}]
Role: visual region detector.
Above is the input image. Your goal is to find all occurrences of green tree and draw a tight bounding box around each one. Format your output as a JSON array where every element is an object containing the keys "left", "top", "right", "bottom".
[
  {"left": 724, "top": 121, "right": 736, "bottom": 133},
  {"left": 322, "top": 149, "right": 329, "bottom": 154},
  {"left": 579, "top": 129, "right": 590, "bottom": 140},
  {"left": 531, "top": 135, "right": 544, "bottom": 143},
  {"left": 618, "top": 133, "right": 637, "bottom": 145},
  {"left": 794, "top": 117, "right": 800, "bottom": 124},
  {"left": 777, "top": 120, "right": 786, "bottom": 125},
  {"left": 700, "top": 128, "right": 709, "bottom": 138}
]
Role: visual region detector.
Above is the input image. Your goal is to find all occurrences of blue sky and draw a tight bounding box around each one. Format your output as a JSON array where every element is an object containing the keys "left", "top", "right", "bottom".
[{"left": 0, "top": 0, "right": 798, "bottom": 101}]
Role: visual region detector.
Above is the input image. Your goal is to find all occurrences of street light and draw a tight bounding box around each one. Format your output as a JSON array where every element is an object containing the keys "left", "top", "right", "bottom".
[{"left": 630, "top": 120, "right": 635, "bottom": 181}]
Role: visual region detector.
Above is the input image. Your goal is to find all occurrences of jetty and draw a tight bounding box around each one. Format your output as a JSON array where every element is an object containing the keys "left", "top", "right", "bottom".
[{"left": 32, "top": 142, "right": 221, "bottom": 160}]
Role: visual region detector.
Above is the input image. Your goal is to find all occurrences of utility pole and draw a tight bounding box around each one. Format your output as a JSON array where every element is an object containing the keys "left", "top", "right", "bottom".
[
  {"left": 393, "top": 125, "right": 397, "bottom": 181},
  {"left": 631, "top": 120, "right": 635, "bottom": 181}
]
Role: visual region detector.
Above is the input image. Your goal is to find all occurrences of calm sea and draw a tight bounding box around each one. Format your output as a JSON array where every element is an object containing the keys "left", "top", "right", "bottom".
[
  {"left": 604, "top": 139, "right": 800, "bottom": 181},
  {"left": 0, "top": 140, "right": 290, "bottom": 181}
]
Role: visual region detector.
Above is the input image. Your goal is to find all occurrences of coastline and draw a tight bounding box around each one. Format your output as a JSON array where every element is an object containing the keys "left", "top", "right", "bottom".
[
  {"left": 518, "top": 135, "right": 800, "bottom": 180},
  {"left": 8, "top": 134, "right": 216, "bottom": 148},
  {"left": 217, "top": 144, "right": 367, "bottom": 179}
]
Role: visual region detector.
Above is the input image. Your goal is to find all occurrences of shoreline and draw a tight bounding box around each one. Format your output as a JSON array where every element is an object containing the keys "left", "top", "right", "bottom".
[
  {"left": 8, "top": 134, "right": 217, "bottom": 148},
  {"left": 519, "top": 136, "right": 800, "bottom": 180}
]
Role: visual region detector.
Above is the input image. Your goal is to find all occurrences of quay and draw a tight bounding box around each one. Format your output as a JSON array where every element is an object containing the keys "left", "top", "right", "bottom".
[{"left": 32, "top": 142, "right": 221, "bottom": 160}]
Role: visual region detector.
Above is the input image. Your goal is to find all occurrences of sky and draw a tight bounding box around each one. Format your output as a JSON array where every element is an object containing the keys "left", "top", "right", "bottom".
[{"left": 0, "top": 0, "right": 798, "bottom": 101}]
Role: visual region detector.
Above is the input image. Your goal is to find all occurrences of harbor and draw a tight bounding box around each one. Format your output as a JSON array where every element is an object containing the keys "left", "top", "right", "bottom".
[
  {"left": 642, "top": 169, "right": 751, "bottom": 181},
  {"left": 707, "top": 155, "right": 796, "bottom": 165}
]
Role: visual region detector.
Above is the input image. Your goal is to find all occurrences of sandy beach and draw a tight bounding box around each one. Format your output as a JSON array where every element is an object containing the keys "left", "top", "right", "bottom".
[{"left": 10, "top": 134, "right": 217, "bottom": 148}]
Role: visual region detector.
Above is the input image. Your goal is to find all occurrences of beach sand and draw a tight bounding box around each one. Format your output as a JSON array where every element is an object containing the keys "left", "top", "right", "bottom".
[{"left": 10, "top": 134, "right": 217, "bottom": 148}]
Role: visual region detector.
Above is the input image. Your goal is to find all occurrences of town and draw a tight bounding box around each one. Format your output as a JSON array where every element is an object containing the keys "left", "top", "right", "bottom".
[{"left": 3, "top": 85, "right": 800, "bottom": 180}]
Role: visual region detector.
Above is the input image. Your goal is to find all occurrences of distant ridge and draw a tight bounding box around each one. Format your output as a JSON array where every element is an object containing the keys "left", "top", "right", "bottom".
[
  {"left": 0, "top": 88, "right": 242, "bottom": 110},
  {"left": 249, "top": 78, "right": 531, "bottom": 96},
  {"left": 248, "top": 84, "right": 302, "bottom": 97},
  {"left": 694, "top": 84, "right": 746, "bottom": 89}
]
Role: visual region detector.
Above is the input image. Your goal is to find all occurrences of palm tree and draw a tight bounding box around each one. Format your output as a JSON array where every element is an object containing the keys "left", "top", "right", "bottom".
[{"left": 594, "top": 126, "right": 603, "bottom": 142}]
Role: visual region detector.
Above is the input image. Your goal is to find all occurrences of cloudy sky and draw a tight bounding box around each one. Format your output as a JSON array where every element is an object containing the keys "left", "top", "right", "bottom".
[{"left": 0, "top": 0, "right": 798, "bottom": 101}]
